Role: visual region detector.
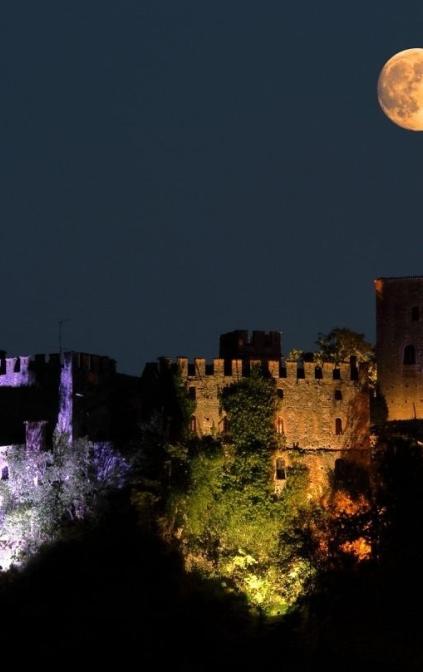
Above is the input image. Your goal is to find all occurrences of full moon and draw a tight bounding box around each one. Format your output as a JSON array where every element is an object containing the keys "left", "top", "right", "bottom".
[{"left": 378, "top": 48, "right": 423, "bottom": 131}]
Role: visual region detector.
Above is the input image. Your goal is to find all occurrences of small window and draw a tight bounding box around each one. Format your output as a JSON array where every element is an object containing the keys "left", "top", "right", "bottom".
[
  {"left": 276, "top": 417, "right": 284, "bottom": 434},
  {"left": 350, "top": 366, "right": 359, "bottom": 381},
  {"left": 1, "top": 466, "right": 8, "bottom": 481},
  {"left": 404, "top": 345, "right": 416, "bottom": 365},
  {"left": 412, "top": 306, "right": 420, "bottom": 321},
  {"left": 190, "top": 416, "right": 197, "bottom": 433},
  {"left": 277, "top": 389, "right": 284, "bottom": 399},
  {"left": 335, "top": 390, "right": 343, "bottom": 401},
  {"left": 275, "top": 458, "right": 286, "bottom": 481},
  {"left": 188, "top": 387, "right": 196, "bottom": 400},
  {"left": 335, "top": 418, "right": 343, "bottom": 435}
]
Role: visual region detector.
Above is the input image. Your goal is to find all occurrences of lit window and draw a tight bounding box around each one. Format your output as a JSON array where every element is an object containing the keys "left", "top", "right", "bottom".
[
  {"left": 275, "top": 458, "right": 286, "bottom": 480},
  {"left": 276, "top": 417, "right": 284, "bottom": 434}
]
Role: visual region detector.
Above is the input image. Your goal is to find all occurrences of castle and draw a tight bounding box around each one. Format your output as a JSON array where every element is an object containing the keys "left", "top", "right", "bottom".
[
  {"left": 0, "top": 275, "right": 421, "bottom": 492},
  {"left": 0, "top": 352, "right": 139, "bottom": 479},
  {"left": 144, "top": 276, "right": 423, "bottom": 493}
]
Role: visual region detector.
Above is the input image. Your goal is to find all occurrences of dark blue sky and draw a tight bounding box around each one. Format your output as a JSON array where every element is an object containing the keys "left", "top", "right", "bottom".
[{"left": 1, "top": 1, "right": 423, "bottom": 373}]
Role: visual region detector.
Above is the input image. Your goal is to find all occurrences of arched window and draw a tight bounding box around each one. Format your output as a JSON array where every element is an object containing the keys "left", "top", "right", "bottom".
[
  {"left": 275, "top": 458, "right": 286, "bottom": 480},
  {"left": 276, "top": 417, "right": 284, "bottom": 435},
  {"left": 404, "top": 345, "right": 416, "bottom": 365},
  {"left": 335, "top": 418, "right": 343, "bottom": 435},
  {"left": 190, "top": 416, "right": 197, "bottom": 433}
]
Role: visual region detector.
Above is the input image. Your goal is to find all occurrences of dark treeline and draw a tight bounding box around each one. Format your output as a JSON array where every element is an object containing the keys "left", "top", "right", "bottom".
[{"left": 0, "top": 436, "right": 422, "bottom": 670}]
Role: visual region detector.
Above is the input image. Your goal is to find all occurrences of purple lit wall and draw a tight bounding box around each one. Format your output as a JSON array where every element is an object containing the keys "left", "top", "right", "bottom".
[
  {"left": 25, "top": 421, "right": 47, "bottom": 452},
  {"left": 0, "top": 357, "right": 33, "bottom": 387},
  {"left": 0, "top": 447, "right": 10, "bottom": 476},
  {"left": 56, "top": 353, "right": 73, "bottom": 441}
]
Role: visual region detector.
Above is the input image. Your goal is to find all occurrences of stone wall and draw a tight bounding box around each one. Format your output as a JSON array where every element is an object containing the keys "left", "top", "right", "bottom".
[
  {"left": 272, "top": 447, "right": 371, "bottom": 499},
  {"left": 176, "top": 357, "right": 370, "bottom": 451},
  {"left": 376, "top": 276, "right": 423, "bottom": 421}
]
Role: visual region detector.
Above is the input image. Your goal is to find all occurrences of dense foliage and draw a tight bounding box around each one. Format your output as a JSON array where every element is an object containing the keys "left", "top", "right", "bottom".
[
  {"left": 316, "top": 327, "right": 374, "bottom": 363},
  {"left": 0, "top": 434, "right": 127, "bottom": 569},
  {"left": 163, "top": 368, "right": 324, "bottom": 615}
]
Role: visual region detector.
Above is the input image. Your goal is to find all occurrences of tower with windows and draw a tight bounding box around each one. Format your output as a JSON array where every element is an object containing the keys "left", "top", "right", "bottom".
[{"left": 375, "top": 276, "right": 423, "bottom": 420}]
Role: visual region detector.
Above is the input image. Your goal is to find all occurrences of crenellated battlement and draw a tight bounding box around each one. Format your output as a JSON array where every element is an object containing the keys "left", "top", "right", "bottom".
[
  {"left": 30, "top": 352, "right": 116, "bottom": 374},
  {"left": 0, "top": 356, "right": 34, "bottom": 387},
  {"left": 0, "top": 351, "right": 117, "bottom": 388},
  {"left": 175, "top": 357, "right": 367, "bottom": 382},
  {"left": 219, "top": 329, "right": 282, "bottom": 360}
]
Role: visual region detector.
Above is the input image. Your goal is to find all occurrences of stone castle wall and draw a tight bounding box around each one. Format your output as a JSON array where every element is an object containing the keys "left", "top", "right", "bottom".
[
  {"left": 376, "top": 276, "right": 423, "bottom": 421},
  {"left": 176, "top": 356, "right": 370, "bottom": 451}
]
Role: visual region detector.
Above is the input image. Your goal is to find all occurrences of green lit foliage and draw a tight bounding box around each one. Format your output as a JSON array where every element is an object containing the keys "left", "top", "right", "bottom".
[
  {"left": 165, "top": 369, "right": 321, "bottom": 616},
  {"left": 220, "top": 365, "right": 279, "bottom": 454},
  {"left": 169, "top": 445, "right": 318, "bottom": 615}
]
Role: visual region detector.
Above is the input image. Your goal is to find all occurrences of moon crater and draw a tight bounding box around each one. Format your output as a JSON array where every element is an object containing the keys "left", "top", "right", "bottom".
[{"left": 378, "top": 49, "right": 423, "bottom": 131}]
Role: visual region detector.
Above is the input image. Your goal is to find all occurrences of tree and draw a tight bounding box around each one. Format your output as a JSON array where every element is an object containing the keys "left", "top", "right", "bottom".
[
  {"left": 0, "top": 434, "right": 127, "bottom": 570},
  {"left": 219, "top": 365, "right": 279, "bottom": 454},
  {"left": 316, "top": 327, "right": 374, "bottom": 364},
  {"left": 164, "top": 367, "right": 321, "bottom": 615}
]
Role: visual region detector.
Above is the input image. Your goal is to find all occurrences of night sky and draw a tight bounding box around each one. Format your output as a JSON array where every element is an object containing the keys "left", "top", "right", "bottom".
[{"left": 2, "top": 1, "right": 423, "bottom": 374}]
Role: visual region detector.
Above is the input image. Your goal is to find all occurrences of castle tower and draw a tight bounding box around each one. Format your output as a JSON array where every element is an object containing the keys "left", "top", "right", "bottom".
[
  {"left": 219, "top": 330, "right": 282, "bottom": 360},
  {"left": 375, "top": 276, "right": 423, "bottom": 420}
]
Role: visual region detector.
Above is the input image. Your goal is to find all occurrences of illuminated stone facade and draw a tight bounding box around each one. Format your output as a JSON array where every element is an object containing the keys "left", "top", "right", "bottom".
[
  {"left": 376, "top": 276, "right": 423, "bottom": 421},
  {"left": 158, "top": 349, "right": 371, "bottom": 498},
  {"left": 177, "top": 356, "right": 370, "bottom": 451}
]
